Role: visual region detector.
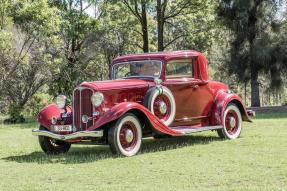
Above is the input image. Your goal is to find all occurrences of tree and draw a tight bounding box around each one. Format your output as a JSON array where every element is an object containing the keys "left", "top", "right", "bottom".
[
  {"left": 0, "top": 0, "right": 61, "bottom": 122},
  {"left": 122, "top": 0, "right": 149, "bottom": 52},
  {"left": 93, "top": 1, "right": 145, "bottom": 77},
  {"left": 155, "top": 0, "right": 209, "bottom": 51},
  {"left": 0, "top": 0, "right": 13, "bottom": 114},
  {"left": 48, "top": 0, "right": 99, "bottom": 96},
  {"left": 121, "top": 0, "right": 217, "bottom": 52},
  {"left": 218, "top": 0, "right": 284, "bottom": 107}
]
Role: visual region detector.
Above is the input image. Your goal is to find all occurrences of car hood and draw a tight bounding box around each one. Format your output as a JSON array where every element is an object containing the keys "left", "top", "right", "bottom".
[{"left": 79, "top": 79, "right": 150, "bottom": 91}]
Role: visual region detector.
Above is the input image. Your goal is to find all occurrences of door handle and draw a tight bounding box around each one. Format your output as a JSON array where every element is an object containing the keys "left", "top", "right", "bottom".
[{"left": 191, "top": 85, "right": 199, "bottom": 89}]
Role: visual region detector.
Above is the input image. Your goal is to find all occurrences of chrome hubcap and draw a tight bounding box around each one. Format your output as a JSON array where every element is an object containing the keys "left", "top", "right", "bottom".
[
  {"left": 125, "top": 129, "right": 134, "bottom": 143},
  {"left": 229, "top": 117, "right": 236, "bottom": 128},
  {"left": 159, "top": 101, "right": 167, "bottom": 114}
]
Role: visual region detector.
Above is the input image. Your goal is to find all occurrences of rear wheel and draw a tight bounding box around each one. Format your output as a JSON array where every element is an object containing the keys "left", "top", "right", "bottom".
[
  {"left": 108, "top": 113, "right": 142, "bottom": 157},
  {"left": 38, "top": 126, "right": 71, "bottom": 154},
  {"left": 217, "top": 104, "right": 242, "bottom": 139}
]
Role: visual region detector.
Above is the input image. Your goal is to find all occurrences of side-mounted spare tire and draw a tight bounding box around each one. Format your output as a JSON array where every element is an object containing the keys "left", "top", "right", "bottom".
[{"left": 144, "top": 86, "right": 176, "bottom": 126}]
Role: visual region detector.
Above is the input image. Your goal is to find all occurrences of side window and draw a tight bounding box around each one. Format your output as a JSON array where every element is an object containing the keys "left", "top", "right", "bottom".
[{"left": 166, "top": 59, "right": 193, "bottom": 78}]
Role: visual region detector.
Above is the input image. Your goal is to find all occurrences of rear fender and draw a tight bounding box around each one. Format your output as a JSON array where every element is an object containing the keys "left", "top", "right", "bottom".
[
  {"left": 37, "top": 104, "right": 72, "bottom": 130},
  {"left": 89, "top": 102, "right": 183, "bottom": 136},
  {"left": 211, "top": 91, "right": 252, "bottom": 126}
]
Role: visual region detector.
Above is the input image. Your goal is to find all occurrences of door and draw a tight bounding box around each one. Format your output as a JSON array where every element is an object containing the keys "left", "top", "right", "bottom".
[{"left": 163, "top": 58, "right": 213, "bottom": 127}]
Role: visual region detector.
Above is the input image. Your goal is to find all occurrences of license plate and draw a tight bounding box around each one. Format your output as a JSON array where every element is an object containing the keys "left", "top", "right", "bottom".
[{"left": 53, "top": 125, "right": 72, "bottom": 132}]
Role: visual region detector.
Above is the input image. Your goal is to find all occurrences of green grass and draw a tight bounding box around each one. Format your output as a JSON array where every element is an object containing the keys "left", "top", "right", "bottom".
[{"left": 0, "top": 114, "right": 286, "bottom": 191}]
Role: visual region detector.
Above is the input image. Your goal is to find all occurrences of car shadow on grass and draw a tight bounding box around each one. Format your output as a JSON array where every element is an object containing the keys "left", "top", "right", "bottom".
[{"left": 2, "top": 135, "right": 221, "bottom": 164}]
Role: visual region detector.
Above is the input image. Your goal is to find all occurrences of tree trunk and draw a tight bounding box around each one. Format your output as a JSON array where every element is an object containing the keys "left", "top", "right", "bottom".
[
  {"left": 141, "top": 0, "right": 149, "bottom": 52},
  {"left": 156, "top": 0, "right": 164, "bottom": 51},
  {"left": 244, "top": 81, "right": 247, "bottom": 105},
  {"left": 250, "top": 68, "right": 261, "bottom": 107}
]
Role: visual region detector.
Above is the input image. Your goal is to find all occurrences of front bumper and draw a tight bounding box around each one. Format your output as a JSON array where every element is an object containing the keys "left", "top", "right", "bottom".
[{"left": 32, "top": 129, "right": 103, "bottom": 141}]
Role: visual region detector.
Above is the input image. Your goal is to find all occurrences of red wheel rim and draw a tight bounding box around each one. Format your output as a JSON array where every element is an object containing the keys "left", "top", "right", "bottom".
[
  {"left": 153, "top": 94, "right": 171, "bottom": 121},
  {"left": 119, "top": 121, "right": 138, "bottom": 151},
  {"left": 225, "top": 110, "right": 239, "bottom": 135}
]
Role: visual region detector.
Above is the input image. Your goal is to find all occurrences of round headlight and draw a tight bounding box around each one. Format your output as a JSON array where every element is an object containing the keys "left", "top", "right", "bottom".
[
  {"left": 91, "top": 92, "right": 104, "bottom": 107},
  {"left": 82, "top": 115, "right": 89, "bottom": 124},
  {"left": 56, "top": 95, "right": 67, "bottom": 109}
]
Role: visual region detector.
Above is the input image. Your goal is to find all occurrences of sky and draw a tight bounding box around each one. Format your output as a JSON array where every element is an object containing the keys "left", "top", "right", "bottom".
[
  {"left": 277, "top": 0, "right": 287, "bottom": 20},
  {"left": 83, "top": 2, "right": 96, "bottom": 18}
]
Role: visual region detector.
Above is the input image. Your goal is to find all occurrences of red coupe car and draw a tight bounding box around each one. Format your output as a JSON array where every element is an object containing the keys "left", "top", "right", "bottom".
[{"left": 33, "top": 50, "right": 255, "bottom": 156}]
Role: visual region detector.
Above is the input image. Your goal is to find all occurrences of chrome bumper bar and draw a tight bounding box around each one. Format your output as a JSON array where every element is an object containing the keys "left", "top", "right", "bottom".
[{"left": 32, "top": 130, "right": 103, "bottom": 141}]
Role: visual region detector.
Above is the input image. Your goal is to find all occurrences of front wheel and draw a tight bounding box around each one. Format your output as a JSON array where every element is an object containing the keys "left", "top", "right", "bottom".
[
  {"left": 38, "top": 126, "right": 71, "bottom": 155},
  {"left": 108, "top": 113, "right": 142, "bottom": 157},
  {"left": 217, "top": 104, "right": 242, "bottom": 139}
]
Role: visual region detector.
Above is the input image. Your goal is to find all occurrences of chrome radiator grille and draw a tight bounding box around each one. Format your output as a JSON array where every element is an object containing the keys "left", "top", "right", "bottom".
[{"left": 73, "top": 88, "right": 94, "bottom": 131}]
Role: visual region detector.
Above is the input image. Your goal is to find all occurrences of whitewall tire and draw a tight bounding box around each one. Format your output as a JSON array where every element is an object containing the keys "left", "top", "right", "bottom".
[
  {"left": 38, "top": 126, "right": 71, "bottom": 154},
  {"left": 144, "top": 86, "right": 176, "bottom": 126},
  {"left": 108, "top": 113, "right": 142, "bottom": 157},
  {"left": 217, "top": 104, "right": 242, "bottom": 139}
]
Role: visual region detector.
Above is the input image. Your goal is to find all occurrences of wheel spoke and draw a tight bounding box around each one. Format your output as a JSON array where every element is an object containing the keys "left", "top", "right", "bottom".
[
  {"left": 225, "top": 110, "right": 239, "bottom": 135},
  {"left": 119, "top": 122, "right": 138, "bottom": 151}
]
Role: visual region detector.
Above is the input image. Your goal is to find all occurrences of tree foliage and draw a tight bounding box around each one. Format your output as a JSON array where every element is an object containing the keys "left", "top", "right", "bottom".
[
  {"left": 218, "top": 0, "right": 287, "bottom": 106},
  {"left": 0, "top": 0, "right": 286, "bottom": 122},
  {"left": 47, "top": 0, "right": 99, "bottom": 96},
  {"left": 0, "top": 0, "right": 61, "bottom": 122},
  {"left": 122, "top": 0, "right": 150, "bottom": 52}
]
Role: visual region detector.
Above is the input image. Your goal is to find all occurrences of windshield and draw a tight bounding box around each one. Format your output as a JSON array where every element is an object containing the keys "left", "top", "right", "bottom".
[{"left": 112, "top": 60, "right": 162, "bottom": 79}]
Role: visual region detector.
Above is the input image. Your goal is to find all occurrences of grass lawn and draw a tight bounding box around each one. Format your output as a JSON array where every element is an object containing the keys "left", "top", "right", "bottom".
[{"left": 0, "top": 114, "right": 286, "bottom": 191}]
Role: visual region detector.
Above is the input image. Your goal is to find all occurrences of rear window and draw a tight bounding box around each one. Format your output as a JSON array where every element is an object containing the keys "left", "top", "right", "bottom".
[{"left": 166, "top": 59, "right": 193, "bottom": 78}]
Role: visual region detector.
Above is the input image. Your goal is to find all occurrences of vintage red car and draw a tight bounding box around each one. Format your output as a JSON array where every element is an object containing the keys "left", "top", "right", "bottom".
[{"left": 33, "top": 50, "right": 255, "bottom": 156}]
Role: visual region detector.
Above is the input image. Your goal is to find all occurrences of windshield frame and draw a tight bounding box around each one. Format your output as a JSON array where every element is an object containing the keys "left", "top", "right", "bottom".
[{"left": 112, "top": 60, "right": 163, "bottom": 80}]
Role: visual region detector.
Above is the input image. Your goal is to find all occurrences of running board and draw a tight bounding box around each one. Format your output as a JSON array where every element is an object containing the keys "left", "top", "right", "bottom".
[{"left": 171, "top": 125, "right": 223, "bottom": 135}]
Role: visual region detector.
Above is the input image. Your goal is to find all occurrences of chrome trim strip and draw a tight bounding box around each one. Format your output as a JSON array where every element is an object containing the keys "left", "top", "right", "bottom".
[
  {"left": 171, "top": 125, "right": 223, "bottom": 135},
  {"left": 32, "top": 129, "right": 103, "bottom": 140},
  {"left": 174, "top": 115, "right": 209, "bottom": 122}
]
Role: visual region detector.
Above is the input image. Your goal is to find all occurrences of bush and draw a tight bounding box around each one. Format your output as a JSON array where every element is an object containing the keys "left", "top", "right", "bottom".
[
  {"left": 24, "top": 93, "right": 53, "bottom": 117},
  {"left": 4, "top": 104, "right": 25, "bottom": 124}
]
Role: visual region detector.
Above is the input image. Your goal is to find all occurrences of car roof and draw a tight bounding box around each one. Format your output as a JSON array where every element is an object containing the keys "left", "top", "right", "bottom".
[{"left": 112, "top": 50, "right": 205, "bottom": 65}]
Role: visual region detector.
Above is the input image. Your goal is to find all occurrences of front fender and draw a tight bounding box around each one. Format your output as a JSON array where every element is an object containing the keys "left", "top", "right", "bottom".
[
  {"left": 211, "top": 91, "right": 252, "bottom": 126},
  {"left": 37, "top": 104, "right": 72, "bottom": 130},
  {"left": 89, "top": 102, "right": 183, "bottom": 136}
]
